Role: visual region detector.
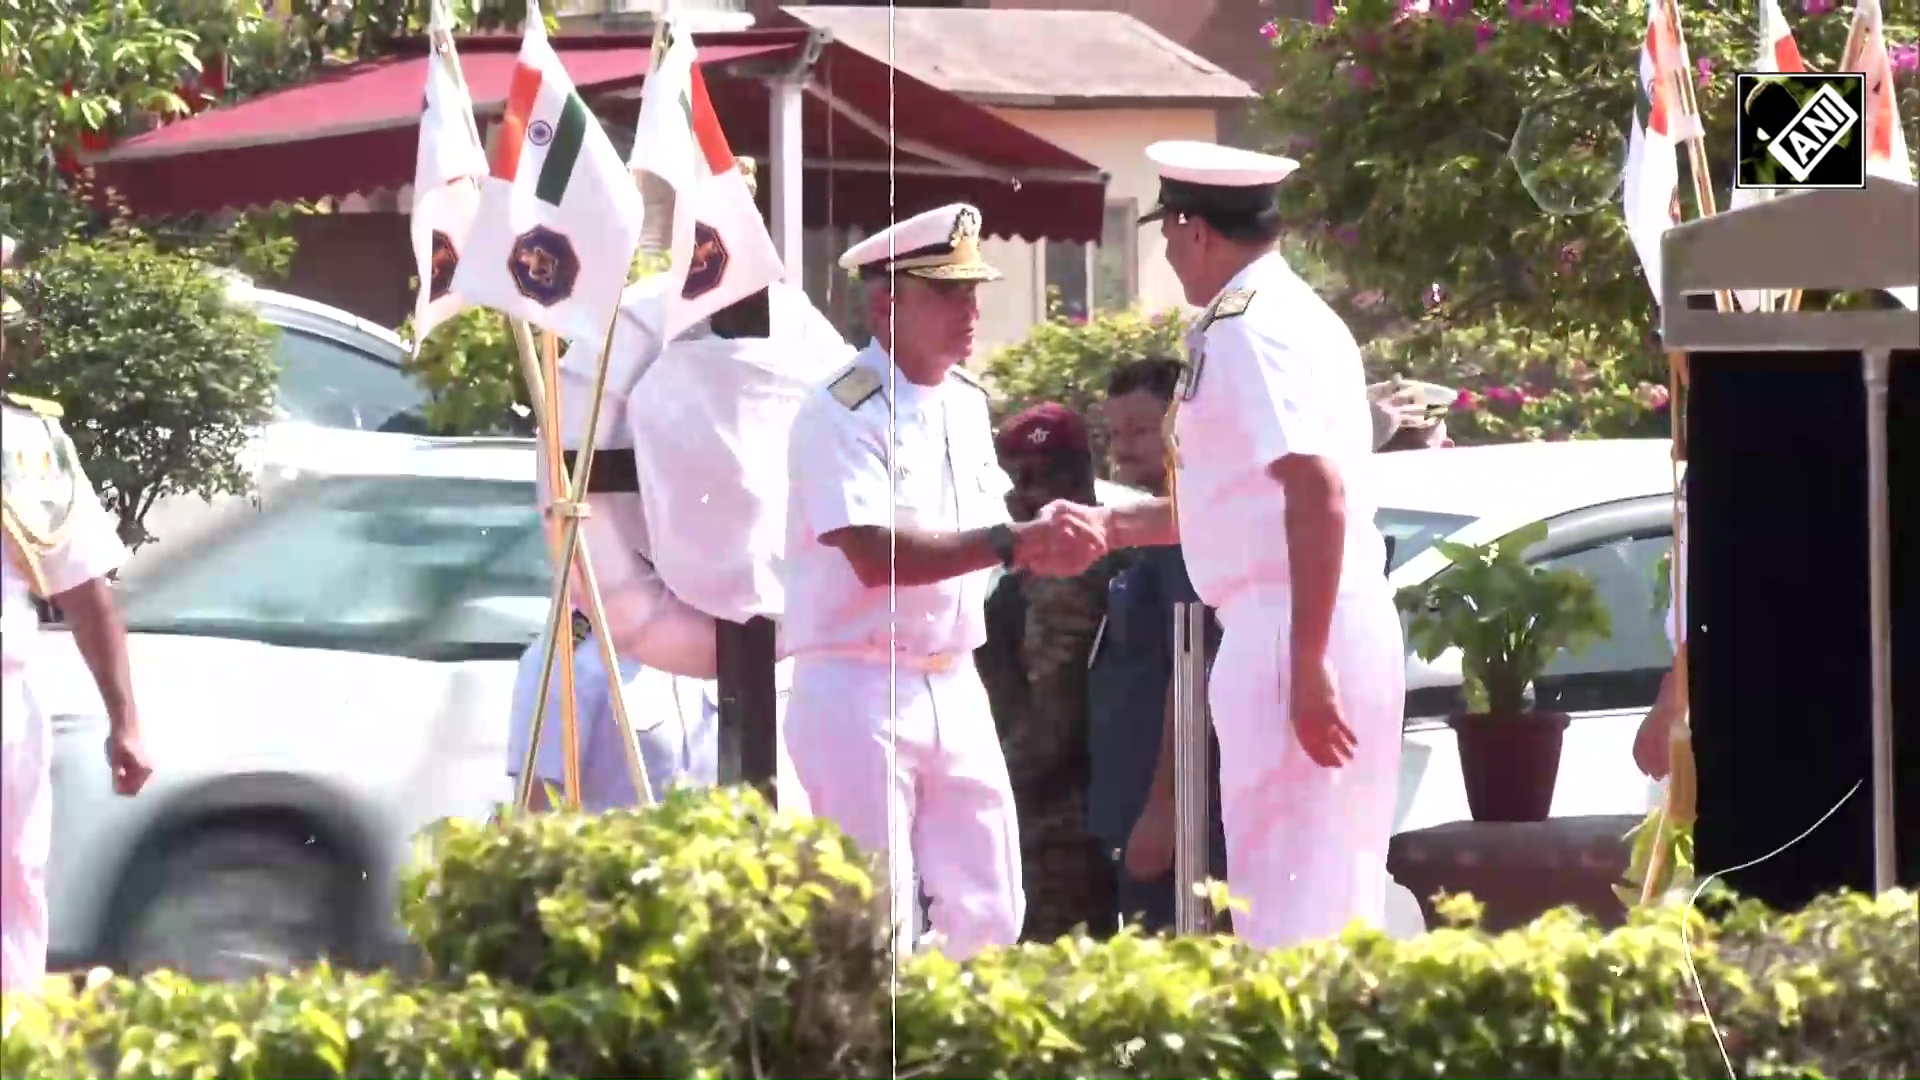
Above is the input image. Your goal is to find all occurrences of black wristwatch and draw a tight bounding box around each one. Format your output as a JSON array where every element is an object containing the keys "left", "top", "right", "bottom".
[{"left": 988, "top": 523, "right": 1018, "bottom": 568}]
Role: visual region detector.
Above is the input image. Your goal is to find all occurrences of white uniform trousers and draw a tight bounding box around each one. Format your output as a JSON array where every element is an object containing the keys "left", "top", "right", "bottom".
[
  {"left": 1210, "top": 584, "right": 1405, "bottom": 950},
  {"left": 784, "top": 653, "right": 1023, "bottom": 959},
  {"left": 1, "top": 670, "right": 52, "bottom": 993}
]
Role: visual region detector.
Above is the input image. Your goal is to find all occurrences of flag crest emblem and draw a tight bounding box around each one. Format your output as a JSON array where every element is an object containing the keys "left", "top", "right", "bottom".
[
  {"left": 508, "top": 225, "right": 580, "bottom": 307},
  {"left": 683, "top": 221, "right": 730, "bottom": 300},
  {"left": 428, "top": 230, "right": 459, "bottom": 302}
]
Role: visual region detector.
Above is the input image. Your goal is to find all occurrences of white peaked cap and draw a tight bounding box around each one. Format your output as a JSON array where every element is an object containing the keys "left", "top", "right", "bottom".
[
  {"left": 839, "top": 203, "right": 1002, "bottom": 281},
  {"left": 1145, "top": 140, "right": 1300, "bottom": 187}
]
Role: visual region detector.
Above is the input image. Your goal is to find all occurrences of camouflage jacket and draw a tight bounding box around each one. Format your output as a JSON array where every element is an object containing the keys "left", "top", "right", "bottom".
[{"left": 976, "top": 552, "right": 1134, "bottom": 820}]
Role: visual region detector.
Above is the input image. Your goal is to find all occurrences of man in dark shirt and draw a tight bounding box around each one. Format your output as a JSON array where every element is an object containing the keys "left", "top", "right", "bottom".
[
  {"left": 977, "top": 402, "right": 1123, "bottom": 941},
  {"left": 1086, "top": 358, "right": 1228, "bottom": 932}
]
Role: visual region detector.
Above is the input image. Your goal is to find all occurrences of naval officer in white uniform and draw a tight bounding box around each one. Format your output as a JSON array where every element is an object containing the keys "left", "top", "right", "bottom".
[
  {"left": 780, "top": 204, "right": 1092, "bottom": 958},
  {"left": 1037, "top": 142, "right": 1407, "bottom": 950}
]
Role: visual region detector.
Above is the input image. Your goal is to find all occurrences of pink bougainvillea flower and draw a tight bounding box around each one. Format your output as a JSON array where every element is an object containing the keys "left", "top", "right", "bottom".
[
  {"left": 1260, "top": 19, "right": 1279, "bottom": 40},
  {"left": 1452, "top": 389, "right": 1479, "bottom": 413},
  {"left": 1695, "top": 57, "right": 1713, "bottom": 87},
  {"left": 1892, "top": 42, "right": 1919, "bottom": 75},
  {"left": 1547, "top": 0, "right": 1573, "bottom": 27},
  {"left": 1636, "top": 383, "right": 1671, "bottom": 411},
  {"left": 1350, "top": 64, "right": 1376, "bottom": 89},
  {"left": 1486, "top": 385, "right": 1522, "bottom": 405},
  {"left": 1475, "top": 20, "right": 1497, "bottom": 48},
  {"left": 1802, "top": 0, "right": 1833, "bottom": 15},
  {"left": 1313, "top": 0, "right": 1337, "bottom": 26}
]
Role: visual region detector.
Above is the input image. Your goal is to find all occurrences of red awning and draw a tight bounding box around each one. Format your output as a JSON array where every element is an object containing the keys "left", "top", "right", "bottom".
[{"left": 88, "top": 28, "right": 1109, "bottom": 244}]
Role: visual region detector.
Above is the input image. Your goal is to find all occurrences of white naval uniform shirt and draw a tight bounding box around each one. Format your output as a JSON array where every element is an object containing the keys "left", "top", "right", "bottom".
[
  {"left": 782, "top": 341, "right": 1012, "bottom": 661},
  {"left": 1171, "top": 252, "right": 1389, "bottom": 609}
]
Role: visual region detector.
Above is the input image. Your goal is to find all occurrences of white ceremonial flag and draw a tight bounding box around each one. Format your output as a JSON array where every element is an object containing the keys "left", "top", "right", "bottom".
[
  {"left": 625, "top": 23, "right": 785, "bottom": 342},
  {"left": 1622, "top": 0, "right": 1702, "bottom": 306},
  {"left": 409, "top": 4, "right": 488, "bottom": 348},
  {"left": 1728, "top": 0, "right": 1806, "bottom": 313},
  {"left": 451, "top": 3, "right": 644, "bottom": 344},
  {"left": 1849, "top": 0, "right": 1916, "bottom": 309}
]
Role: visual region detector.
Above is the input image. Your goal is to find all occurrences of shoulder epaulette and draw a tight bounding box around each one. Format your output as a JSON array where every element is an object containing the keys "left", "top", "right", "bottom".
[
  {"left": 949, "top": 365, "right": 988, "bottom": 394},
  {"left": 1197, "top": 288, "right": 1255, "bottom": 333},
  {"left": 2, "top": 392, "right": 62, "bottom": 419},
  {"left": 828, "top": 365, "right": 884, "bottom": 411}
]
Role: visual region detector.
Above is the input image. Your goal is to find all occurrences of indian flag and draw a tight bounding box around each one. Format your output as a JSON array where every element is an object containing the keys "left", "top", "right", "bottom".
[
  {"left": 451, "top": 3, "right": 644, "bottom": 344},
  {"left": 1622, "top": 0, "right": 1702, "bottom": 306},
  {"left": 1728, "top": 0, "right": 1805, "bottom": 313},
  {"left": 625, "top": 23, "right": 784, "bottom": 342},
  {"left": 409, "top": 3, "right": 488, "bottom": 348},
  {"left": 1848, "top": 0, "right": 1915, "bottom": 309}
]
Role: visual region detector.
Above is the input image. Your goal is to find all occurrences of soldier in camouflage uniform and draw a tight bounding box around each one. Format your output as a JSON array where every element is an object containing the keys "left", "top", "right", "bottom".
[{"left": 977, "top": 403, "right": 1122, "bottom": 941}]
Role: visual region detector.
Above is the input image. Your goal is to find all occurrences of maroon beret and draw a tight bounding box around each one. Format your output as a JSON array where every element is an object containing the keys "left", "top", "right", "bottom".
[{"left": 996, "top": 401, "right": 1089, "bottom": 457}]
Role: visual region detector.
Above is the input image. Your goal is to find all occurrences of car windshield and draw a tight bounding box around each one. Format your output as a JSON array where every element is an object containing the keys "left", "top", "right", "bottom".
[
  {"left": 119, "top": 474, "right": 549, "bottom": 661},
  {"left": 1376, "top": 508, "right": 1476, "bottom": 571},
  {"left": 272, "top": 327, "right": 433, "bottom": 433}
]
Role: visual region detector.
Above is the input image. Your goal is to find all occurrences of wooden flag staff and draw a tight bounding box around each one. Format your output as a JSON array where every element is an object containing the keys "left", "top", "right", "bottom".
[
  {"left": 428, "top": 21, "right": 654, "bottom": 812},
  {"left": 1640, "top": 0, "right": 1720, "bottom": 904}
]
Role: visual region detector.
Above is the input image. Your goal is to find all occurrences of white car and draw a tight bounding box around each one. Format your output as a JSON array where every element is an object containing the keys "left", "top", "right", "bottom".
[
  {"left": 1381, "top": 438, "right": 1680, "bottom": 835},
  {"left": 42, "top": 437, "right": 550, "bottom": 979}
]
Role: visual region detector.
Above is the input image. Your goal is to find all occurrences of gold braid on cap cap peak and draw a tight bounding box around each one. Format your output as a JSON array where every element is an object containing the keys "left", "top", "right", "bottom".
[{"left": 885, "top": 206, "right": 990, "bottom": 277}]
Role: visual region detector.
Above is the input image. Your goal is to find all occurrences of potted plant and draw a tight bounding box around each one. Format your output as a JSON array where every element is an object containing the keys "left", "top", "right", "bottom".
[{"left": 1395, "top": 521, "right": 1611, "bottom": 823}]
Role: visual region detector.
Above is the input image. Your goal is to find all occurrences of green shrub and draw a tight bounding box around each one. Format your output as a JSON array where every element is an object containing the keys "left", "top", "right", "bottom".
[
  {"left": 400, "top": 786, "right": 890, "bottom": 1076},
  {"left": 5, "top": 786, "right": 1914, "bottom": 1079},
  {"left": 981, "top": 306, "right": 1189, "bottom": 425},
  {"left": 399, "top": 306, "right": 532, "bottom": 437},
  {"left": 7, "top": 235, "right": 279, "bottom": 548}
]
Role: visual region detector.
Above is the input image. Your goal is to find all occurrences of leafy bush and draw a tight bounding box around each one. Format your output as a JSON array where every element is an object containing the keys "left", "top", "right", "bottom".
[
  {"left": 399, "top": 307, "right": 532, "bottom": 436},
  {"left": 982, "top": 306, "right": 1189, "bottom": 424},
  {"left": 6, "top": 786, "right": 1916, "bottom": 1080},
  {"left": 7, "top": 235, "right": 278, "bottom": 548},
  {"left": 400, "top": 787, "right": 890, "bottom": 1076},
  {"left": 1363, "top": 310, "right": 1675, "bottom": 444}
]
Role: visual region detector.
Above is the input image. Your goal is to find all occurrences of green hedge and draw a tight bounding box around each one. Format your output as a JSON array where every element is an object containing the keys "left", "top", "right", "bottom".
[{"left": 5, "top": 788, "right": 1915, "bottom": 1079}]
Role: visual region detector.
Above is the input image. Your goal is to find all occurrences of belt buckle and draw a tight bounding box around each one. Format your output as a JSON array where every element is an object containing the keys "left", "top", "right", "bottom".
[{"left": 571, "top": 611, "right": 592, "bottom": 640}]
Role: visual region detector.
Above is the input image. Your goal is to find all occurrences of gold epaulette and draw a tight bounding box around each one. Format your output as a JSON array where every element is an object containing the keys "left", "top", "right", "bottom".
[
  {"left": 2, "top": 392, "right": 62, "bottom": 419},
  {"left": 829, "top": 365, "right": 884, "bottom": 411},
  {"left": 1197, "top": 288, "right": 1255, "bottom": 333}
]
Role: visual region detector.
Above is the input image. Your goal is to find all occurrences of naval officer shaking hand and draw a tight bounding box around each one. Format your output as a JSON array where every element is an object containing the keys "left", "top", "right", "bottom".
[
  {"left": 1035, "top": 142, "right": 1407, "bottom": 951},
  {"left": 780, "top": 203, "right": 1099, "bottom": 959}
]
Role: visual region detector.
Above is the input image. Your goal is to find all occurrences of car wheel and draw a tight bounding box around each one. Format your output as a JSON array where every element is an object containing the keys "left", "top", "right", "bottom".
[{"left": 110, "top": 824, "right": 363, "bottom": 982}]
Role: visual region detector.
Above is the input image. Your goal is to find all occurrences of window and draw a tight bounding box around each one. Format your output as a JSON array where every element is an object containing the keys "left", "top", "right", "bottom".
[
  {"left": 120, "top": 476, "right": 549, "bottom": 661},
  {"left": 1042, "top": 200, "right": 1139, "bottom": 319},
  {"left": 1376, "top": 508, "right": 1476, "bottom": 572},
  {"left": 272, "top": 328, "right": 433, "bottom": 434},
  {"left": 1533, "top": 531, "right": 1675, "bottom": 713}
]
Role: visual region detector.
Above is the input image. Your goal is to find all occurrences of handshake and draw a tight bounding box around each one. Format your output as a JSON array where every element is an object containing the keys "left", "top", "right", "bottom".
[{"left": 1011, "top": 500, "right": 1111, "bottom": 577}]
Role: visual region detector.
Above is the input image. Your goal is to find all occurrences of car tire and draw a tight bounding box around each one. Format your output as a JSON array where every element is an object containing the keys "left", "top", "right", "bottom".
[{"left": 107, "top": 822, "right": 365, "bottom": 982}]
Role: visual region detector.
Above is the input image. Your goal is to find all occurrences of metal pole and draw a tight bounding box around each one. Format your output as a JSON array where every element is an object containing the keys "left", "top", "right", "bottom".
[
  {"left": 1862, "top": 348, "right": 1897, "bottom": 894},
  {"left": 1172, "top": 601, "right": 1212, "bottom": 935}
]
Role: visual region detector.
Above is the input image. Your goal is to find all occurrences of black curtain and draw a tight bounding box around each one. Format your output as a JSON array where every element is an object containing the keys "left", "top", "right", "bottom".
[{"left": 1684, "top": 347, "right": 1918, "bottom": 910}]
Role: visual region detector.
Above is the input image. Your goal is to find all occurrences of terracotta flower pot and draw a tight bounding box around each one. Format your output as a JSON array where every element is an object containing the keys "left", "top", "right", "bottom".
[{"left": 1447, "top": 710, "right": 1571, "bottom": 823}]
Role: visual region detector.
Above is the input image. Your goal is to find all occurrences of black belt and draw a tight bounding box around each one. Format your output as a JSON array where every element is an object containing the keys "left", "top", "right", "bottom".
[{"left": 559, "top": 449, "right": 640, "bottom": 493}]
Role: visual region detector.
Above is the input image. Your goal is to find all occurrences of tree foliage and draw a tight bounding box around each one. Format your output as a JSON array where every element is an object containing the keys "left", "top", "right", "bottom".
[
  {"left": 1261, "top": 0, "right": 1920, "bottom": 337},
  {"left": 8, "top": 235, "right": 279, "bottom": 548}
]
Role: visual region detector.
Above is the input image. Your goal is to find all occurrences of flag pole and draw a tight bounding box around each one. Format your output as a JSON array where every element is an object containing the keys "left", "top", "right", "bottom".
[
  {"left": 430, "top": 10, "right": 654, "bottom": 809},
  {"left": 1783, "top": 10, "right": 1872, "bottom": 315},
  {"left": 1640, "top": 0, "right": 1716, "bottom": 905}
]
